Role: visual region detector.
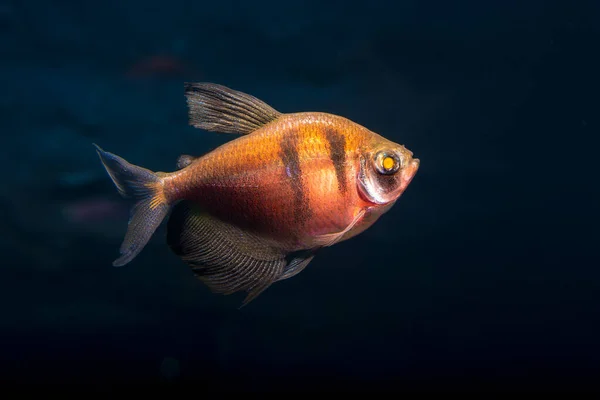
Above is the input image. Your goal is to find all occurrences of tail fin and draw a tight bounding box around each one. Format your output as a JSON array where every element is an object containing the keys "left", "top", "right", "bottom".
[{"left": 93, "top": 144, "right": 170, "bottom": 267}]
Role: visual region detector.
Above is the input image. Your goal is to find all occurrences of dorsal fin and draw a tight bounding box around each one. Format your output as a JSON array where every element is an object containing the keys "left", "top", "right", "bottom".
[{"left": 184, "top": 82, "right": 282, "bottom": 135}]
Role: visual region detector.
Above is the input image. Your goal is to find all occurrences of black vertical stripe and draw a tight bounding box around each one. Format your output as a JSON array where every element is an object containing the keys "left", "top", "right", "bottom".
[
  {"left": 324, "top": 128, "right": 347, "bottom": 193},
  {"left": 279, "top": 132, "right": 311, "bottom": 225}
]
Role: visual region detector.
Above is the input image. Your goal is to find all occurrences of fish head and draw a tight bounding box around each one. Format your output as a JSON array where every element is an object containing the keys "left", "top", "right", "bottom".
[{"left": 357, "top": 136, "right": 420, "bottom": 206}]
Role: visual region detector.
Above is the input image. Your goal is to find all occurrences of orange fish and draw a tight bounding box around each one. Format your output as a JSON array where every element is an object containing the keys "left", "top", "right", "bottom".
[{"left": 94, "top": 83, "right": 420, "bottom": 305}]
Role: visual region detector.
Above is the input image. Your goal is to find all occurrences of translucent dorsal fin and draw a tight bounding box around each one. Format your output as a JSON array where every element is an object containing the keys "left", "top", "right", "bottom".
[{"left": 184, "top": 82, "right": 282, "bottom": 135}]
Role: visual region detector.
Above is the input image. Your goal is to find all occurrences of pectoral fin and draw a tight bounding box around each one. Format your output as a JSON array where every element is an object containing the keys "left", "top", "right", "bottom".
[
  {"left": 313, "top": 209, "right": 366, "bottom": 247},
  {"left": 278, "top": 251, "right": 317, "bottom": 281}
]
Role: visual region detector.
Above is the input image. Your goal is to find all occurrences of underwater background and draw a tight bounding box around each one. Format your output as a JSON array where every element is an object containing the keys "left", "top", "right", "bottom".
[{"left": 1, "top": 0, "right": 598, "bottom": 392}]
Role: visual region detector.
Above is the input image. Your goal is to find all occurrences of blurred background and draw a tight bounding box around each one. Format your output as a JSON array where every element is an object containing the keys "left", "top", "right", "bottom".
[{"left": 0, "top": 0, "right": 598, "bottom": 392}]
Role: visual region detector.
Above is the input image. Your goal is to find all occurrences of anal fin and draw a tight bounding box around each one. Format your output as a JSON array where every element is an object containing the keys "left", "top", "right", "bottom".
[{"left": 166, "top": 201, "right": 288, "bottom": 306}]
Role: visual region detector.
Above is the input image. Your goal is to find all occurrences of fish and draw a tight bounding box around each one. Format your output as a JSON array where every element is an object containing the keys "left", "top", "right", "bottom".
[{"left": 94, "top": 82, "right": 420, "bottom": 305}]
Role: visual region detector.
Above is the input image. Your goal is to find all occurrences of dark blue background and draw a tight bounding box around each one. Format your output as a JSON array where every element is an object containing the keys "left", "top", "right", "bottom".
[{"left": 1, "top": 0, "right": 598, "bottom": 392}]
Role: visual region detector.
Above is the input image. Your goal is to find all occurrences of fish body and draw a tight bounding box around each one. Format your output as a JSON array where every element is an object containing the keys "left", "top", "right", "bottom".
[
  {"left": 165, "top": 112, "right": 394, "bottom": 250},
  {"left": 95, "top": 83, "right": 419, "bottom": 305}
]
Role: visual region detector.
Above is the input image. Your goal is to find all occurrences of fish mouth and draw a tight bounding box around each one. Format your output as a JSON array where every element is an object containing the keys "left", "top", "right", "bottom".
[{"left": 401, "top": 158, "right": 419, "bottom": 186}]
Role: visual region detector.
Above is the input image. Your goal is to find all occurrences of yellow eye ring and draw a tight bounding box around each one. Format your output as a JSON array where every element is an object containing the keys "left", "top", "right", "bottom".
[{"left": 375, "top": 151, "right": 401, "bottom": 175}]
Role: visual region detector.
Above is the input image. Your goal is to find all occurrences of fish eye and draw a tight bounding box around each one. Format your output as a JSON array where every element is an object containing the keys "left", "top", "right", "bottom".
[{"left": 374, "top": 151, "right": 402, "bottom": 175}]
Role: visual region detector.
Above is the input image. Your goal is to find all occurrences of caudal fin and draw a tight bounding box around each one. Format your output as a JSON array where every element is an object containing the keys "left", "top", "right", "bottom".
[{"left": 93, "top": 144, "right": 170, "bottom": 267}]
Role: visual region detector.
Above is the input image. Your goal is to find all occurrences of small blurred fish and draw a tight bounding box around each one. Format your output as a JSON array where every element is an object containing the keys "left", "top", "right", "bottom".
[
  {"left": 61, "top": 197, "right": 127, "bottom": 224},
  {"left": 94, "top": 83, "right": 420, "bottom": 305},
  {"left": 126, "top": 54, "right": 192, "bottom": 79}
]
